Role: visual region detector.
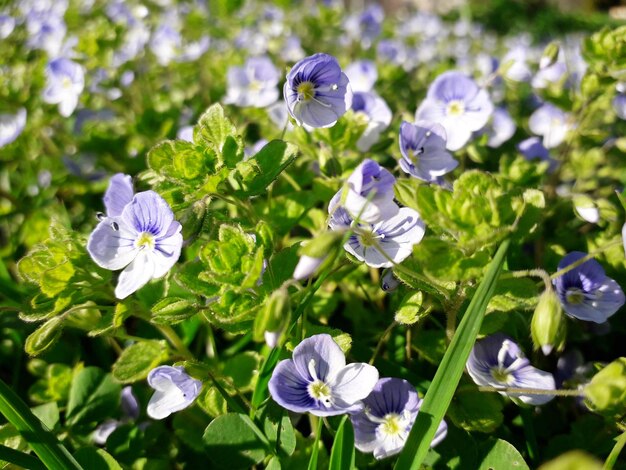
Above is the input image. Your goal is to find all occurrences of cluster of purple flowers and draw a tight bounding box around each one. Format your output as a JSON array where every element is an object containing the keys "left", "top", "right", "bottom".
[{"left": 269, "top": 334, "right": 447, "bottom": 459}]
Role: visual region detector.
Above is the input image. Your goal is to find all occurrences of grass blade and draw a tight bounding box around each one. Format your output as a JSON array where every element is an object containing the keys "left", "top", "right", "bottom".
[
  {"left": 394, "top": 239, "right": 510, "bottom": 470},
  {"left": 329, "top": 416, "right": 355, "bottom": 470},
  {"left": 0, "top": 444, "right": 46, "bottom": 470},
  {"left": 0, "top": 378, "right": 83, "bottom": 470}
]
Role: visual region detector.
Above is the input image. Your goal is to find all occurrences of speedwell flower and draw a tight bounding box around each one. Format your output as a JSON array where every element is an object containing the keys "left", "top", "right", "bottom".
[
  {"left": 329, "top": 205, "right": 425, "bottom": 269},
  {"left": 268, "top": 334, "right": 379, "bottom": 417},
  {"left": 553, "top": 251, "right": 625, "bottom": 323},
  {"left": 225, "top": 56, "right": 280, "bottom": 108},
  {"left": 467, "top": 334, "right": 556, "bottom": 406},
  {"left": 398, "top": 120, "right": 458, "bottom": 182},
  {"left": 87, "top": 178, "right": 183, "bottom": 299},
  {"left": 415, "top": 71, "right": 493, "bottom": 151},
  {"left": 329, "top": 159, "right": 397, "bottom": 224},
  {"left": 0, "top": 108, "right": 26, "bottom": 148},
  {"left": 351, "top": 378, "right": 447, "bottom": 459},
  {"left": 283, "top": 53, "right": 352, "bottom": 128},
  {"left": 42, "top": 58, "right": 84, "bottom": 117},
  {"left": 147, "top": 366, "right": 202, "bottom": 420},
  {"left": 351, "top": 91, "right": 392, "bottom": 152},
  {"left": 529, "top": 103, "right": 572, "bottom": 149}
]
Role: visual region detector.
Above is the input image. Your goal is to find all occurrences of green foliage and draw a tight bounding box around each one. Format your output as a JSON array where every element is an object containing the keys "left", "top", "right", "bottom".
[
  {"left": 66, "top": 367, "right": 121, "bottom": 426},
  {"left": 448, "top": 386, "right": 504, "bottom": 433},
  {"left": 112, "top": 341, "right": 168, "bottom": 384},
  {"left": 585, "top": 357, "right": 626, "bottom": 418},
  {"left": 478, "top": 438, "right": 529, "bottom": 470},
  {"left": 329, "top": 416, "right": 356, "bottom": 470}
]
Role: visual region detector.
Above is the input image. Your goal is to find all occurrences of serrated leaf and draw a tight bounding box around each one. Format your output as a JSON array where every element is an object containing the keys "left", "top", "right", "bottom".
[
  {"left": 195, "top": 104, "right": 238, "bottom": 160},
  {"left": 112, "top": 341, "right": 168, "bottom": 384}
]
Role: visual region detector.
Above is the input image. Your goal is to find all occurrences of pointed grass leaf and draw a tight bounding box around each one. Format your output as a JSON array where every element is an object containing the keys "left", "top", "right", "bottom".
[
  {"left": 394, "top": 239, "right": 510, "bottom": 470},
  {"left": 0, "top": 378, "right": 83, "bottom": 469},
  {"left": 329, "top": 416, "right": 355, "bottom": 470}
]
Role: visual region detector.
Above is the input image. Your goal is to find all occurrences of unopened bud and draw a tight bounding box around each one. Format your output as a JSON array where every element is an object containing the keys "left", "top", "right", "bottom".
[
  {"left": 394, "top": 291, "right": 425, "bottom": 325},
  {"left": 253, "top": 287, "right": 291, "bottom": 346},
  {"left": 573, "top": 195, "right": 599, "bottom": 224},
  {"left": 540, "top": 41, "right": 560, "bottom": 69},
  {"left": 584, "top": 357, "right": 626, "bottom": 417},
  {"left": 293, "top": 255, "right": 325, "bottom": 280},
  {"left": 531, "top": 289, "right": 566, "bottom": 355},
  {"left": 381, "top": 269, "right": 399, "bottom": 292}
]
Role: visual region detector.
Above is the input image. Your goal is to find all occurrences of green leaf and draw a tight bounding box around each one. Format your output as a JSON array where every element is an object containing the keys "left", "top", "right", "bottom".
[
  {"left": 447, "top": 386, "right": 504, "bottom": 433},
  {"left": 478, "top": 438, "right": 529, "bottom": 470},
  {"left": 222, "top": 352, "right": 261, "bottom": 392},
  {"left": 395, "top": 239, "right": 510, "bottom": 470},
  {"left": 31, "top": 402, "right": 60, "bottom": 431},
  {"left": 111, "top": 340, "right": 168, "bottom": 383},
  {"left": 24, "top": 316, "right": 64, "bottom": 357},
  {"left": 202, "top": 413, "right": 268, "bottom": 469},
  {"left": 0, "top": 444, "right": 46, "bottom": 470},
  {"left": 147, "top": 140, "right": 209, "bottom": 182},
  {"left": 329, "top": 416, "right": 355, "bottom": 470},
  {"left": 74, "top": 447, "right": 122, "bottom": 470},
  {"left": 230, "top": 140, "right": 299, "bottom": 196},
  {"left": 40, "top": 261, "right": 75, "bottom": 297},
  {"left": 66, "top": 367, "right": 121, "bottom": 426},
  {"left": 151, "top": 297, "right": 198, "bottom": 325},
  {"left": 0, "top": 378, "right": 83, "bottom": 469},
  {"left": 260, "top": 402, "right": 296, "bottom": 457},
  {"left": 195, "top": 104, "right": 239, "bottom": 163}
]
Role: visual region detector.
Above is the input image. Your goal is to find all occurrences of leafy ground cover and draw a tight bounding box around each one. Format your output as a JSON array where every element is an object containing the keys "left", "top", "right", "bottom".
[{"left": 1, "top": 1, "right": 626, "bottom": 469}]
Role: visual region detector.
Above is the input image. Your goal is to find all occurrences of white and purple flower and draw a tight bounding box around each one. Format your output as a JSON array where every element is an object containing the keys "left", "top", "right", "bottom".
[
  {"left": 147, "top": 366, "right": 202, "bottom": 420},
  {"left": 268, "top": 334, "right": 379, "bottom": 417},
  {"left": 225, "top": 56, "right": 280, "bottom": 108},
  {"left": 484, "top": 107, "right": 516, "bottom": 148},
  {"left": 351, "top": 92, "right": 392, "bottom": 152},
  {"left": 0, "top": 108, "right": 26, "bottom": 148},
  {"left": 345, "top": 60, "right": 378, "bottom": 93},
  {"left": 284, "top": 53, "right": 352, "bottom": 128},
  {"left": 351, "top": 378, "right": 447, "bottom": 459},
  {"left": 398, "top": 121, "right": 458, "bottom": 182},
  {"left": 553, "top": 252, "right": 625, "bottom": 323},
  {"left": 466, "top": 334, "right": 556, "bottom": 406},
  {"left": 87, "top": 174, "right": 183, "bottom": 299},
  {"left": 528, "top": 103, "right": 572, "bottom": 149},
  {"left": 416, "top": 71, "right": 493, "bottom": 151},
  {"left": 42, "top": 58, "right": 84, "bottom": 117},
  {"left": 329, "top": 159, "right": 397, "bottom": 224}
]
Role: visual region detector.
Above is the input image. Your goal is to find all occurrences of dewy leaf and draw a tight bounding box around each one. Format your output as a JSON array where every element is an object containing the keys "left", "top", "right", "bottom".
[
  {"left": 229, "top": 140, "right": 299, "bottom": 197},
  {"left": 202, "top": 413, "right": 268, "bottom": 469},
  {"left": 394, "top": 239, "right": 510, "bottom": 470},
  {"left": 329, "top": 416, "right": 356, "bottom": 470},
  {"left": 478, "top": 438, "right": 530, "bottom": 470},
  {"left": 24, "top": 316, "right": 64, "bottom": 357},
  {"left": 65, "top": 367, "right": 121, "bottom": 427},
  {"left": 111, "top": 340, "right": 168, "bottom": 384}
]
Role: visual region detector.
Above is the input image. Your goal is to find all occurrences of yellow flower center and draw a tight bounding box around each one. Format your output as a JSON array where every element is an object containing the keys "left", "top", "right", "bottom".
[
  {"left": 62, "top": 77, "right": 73, "bottom": 89},
  {"left": 381, "top": 414, "right": 404, "bottom": 436},
  {"left": 136, "top": 232, "right": 155, "bottom": 250},
  {"left": 565, "top": 288, "right": 585, "bottom": 305},
  {"left": 446, "top": 100, "right": 465, "bottom": 117},
  {"left": 297, "top": 81, "right": 316, "bottom": 101},
  {"left": 491, "top": 367, "right": 511, "bottom": 384},
  {"left": 308, "top": 380, "right": 332, "bottom": 404}
]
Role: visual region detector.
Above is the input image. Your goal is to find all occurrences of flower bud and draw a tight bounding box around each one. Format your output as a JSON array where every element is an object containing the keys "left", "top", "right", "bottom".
[
  {"left": 540, "top": 41, "right": 560, "bottom": 69},
  {"left": 253, "top": 287, "right": 291, "bottom": 346},
  {"left": 293, "top": 255, "right": 325, "bottom": 280},
  {"left": 531, "top": 288, "right": 566, "bottom": 355},
  {"left": 381, "top": 269, "right": 400, "bottom": 292},
  {"left": 584, "top": 357, "right": 626, "bottom": 417},
  {"left": 573, "top": 195, "right": 599, "bottom": 224}
]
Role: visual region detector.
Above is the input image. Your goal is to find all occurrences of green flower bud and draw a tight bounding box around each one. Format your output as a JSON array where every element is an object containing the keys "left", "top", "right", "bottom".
[
  {"left": 394, "top": 291, "right": 426, "bottom": 326},
  {"left": 253, "top": 287, "right": 291, "bottom": 345},
  {"left": 540, "top": 41, "right": 560, "bottom": 69},
  {"left": 299, "top": 231, "right": 343, "bottom": 259},
  {"left": 531, "top": 289, "right": 566, "bottom": 355},
  {"left": 584, "top": 357, "right": 626, "bottom": 418}
]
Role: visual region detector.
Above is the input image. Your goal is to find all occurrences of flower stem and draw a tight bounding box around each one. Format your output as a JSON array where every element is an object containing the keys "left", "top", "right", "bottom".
[
  {"left": 604, "top": 429, "right": 626, "bottom": 470},
  {"left": 520, "top": 407, "right": 539, "bottom": 463},
  {"left": 156, "top": 324, "right": 194, "bottom": 360},
  {"left": 477, "top": 386, "right": 584, "bottom": 396},
  {"left": 550, "top": 239, "right": 623, "bottom": 280},
  {"left": 369, "top": 321, "right": 397, "bottom": 365}
]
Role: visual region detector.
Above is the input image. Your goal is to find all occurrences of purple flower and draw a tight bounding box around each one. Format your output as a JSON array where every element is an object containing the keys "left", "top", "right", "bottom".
[
  {"left": 351, "top": 378, "right": 447, "bottom": 459},
  {"left": 532, "top": 61, "right": 567, "bottom": 89},
  {"left": 87, "top": 176, "right": 183, "bottom": 299},
  {"left": 345, "top": 60, "right": 378, "bottom": 93},
  {"left": 613, "top": 94, "right": 626, "bottom": 120},
  {"left": 329, "top": 159, "right": 397, "bottom": 224},
  {"left": 43, "top": 58, "right": 84, "bottom": 117},
  {"left": 93, "top": 386, "right": 140, "bottom": 444},
  {"left": 147, "top": 366, "right": 202, "bottom": 420},
  {"left": 283, "top": 53, "right": 352, "bottom": 128},
  {"left": 330, "top": 205, "right": 425, "bottom": 269},
  {"left": 150, "top": 23, "right": 181, "bottom": 66},
  {"left": 529, "top": 103, "right": 572, "bottom": 148},
  {"left": 416, "top": 71, "right": 493, "bottom": 151},
  {"left": 0, "top": 108, "right": 26, "bottom": 148},
  {"left": 517, "top": 136, "right": 557, "bottom": 172},
  {"left": 225, "top": 56, "right": 280, "bottom": 108},
  {"left": 293, "top": 255, "right": 325, "bottom": 281},
  {"left": 485, "top": 107, "right": 516, "bottom": 148},
  {"left": 351, "top": 92, "right": 392, "bottom": 151},
  {"left": 398, "top": 121, "right": 458, "bottom": 182},
  {"left": 344, "top": 5, "right": 384, "bottom": 49},
  {"left": 268, "top": 334, "right": 379, "bottom": 417},
  {"left": 466, "top": 334, "right": 556, "bottom": 406},
  {"left": 553, "top": 252, "right": 625, "bottom": 323},
  {"left": 0, "top": 14, "right": 15, "bottom": 39},
  {"left": 501, "top": 46, "right": 532, "bottom": 82}
]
